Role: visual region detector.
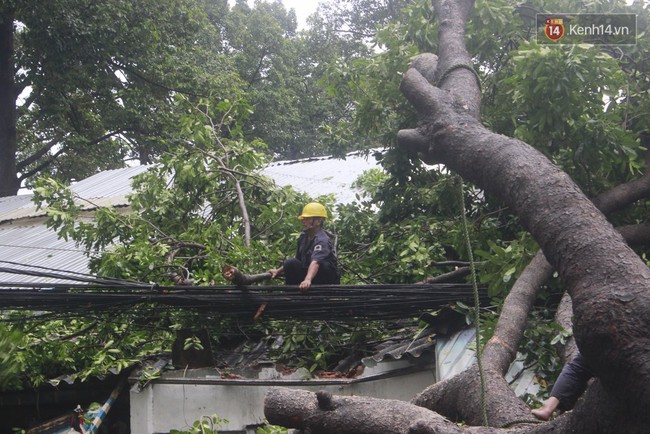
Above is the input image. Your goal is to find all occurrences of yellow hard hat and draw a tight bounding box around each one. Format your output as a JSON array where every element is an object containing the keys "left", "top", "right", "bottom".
[{"left": 298, "top": 202, "right": 328, "bottom": 219}]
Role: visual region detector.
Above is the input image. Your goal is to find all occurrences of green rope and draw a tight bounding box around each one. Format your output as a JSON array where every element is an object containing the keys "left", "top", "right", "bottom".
[
  {"left": 436, "top": 63, "right": 482, "bottom": 91},
  {"left": 500, "top": 419, "right": 544, "bottom": 428},
  {"left": 456, "top": 176, "right": 489, "bottom": 427}
]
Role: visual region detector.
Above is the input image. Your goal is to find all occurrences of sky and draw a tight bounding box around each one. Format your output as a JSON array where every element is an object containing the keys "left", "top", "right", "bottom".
[
  {"left": 281, "top": 0, "right": 322, "bottom": 27},
  {"left": 228, "top": 0, "right": 324, "bottom": 29}
]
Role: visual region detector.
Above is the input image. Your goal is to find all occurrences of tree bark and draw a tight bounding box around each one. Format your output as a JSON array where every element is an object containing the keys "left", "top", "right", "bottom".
[
  {"left": 265, "top": 387, "right": 507, "bottom": 434},
  {"left": 411, "top": 251, "right": 553, "bottom": 427},
  {"left": 413, "top": 193, "right": 650, "bottom": 425},
  {"left": 0, "top": 7, "right": 18, "bottom": 197},
  {"left": 400, "top": 54, "right": 650, "bottom": 427},
  {"left": 397, "top": 0, "right": 650, "bottom": 422}
]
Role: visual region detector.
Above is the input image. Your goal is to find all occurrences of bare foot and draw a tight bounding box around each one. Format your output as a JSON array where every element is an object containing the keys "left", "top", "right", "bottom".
[{"left": 532, "top": 396, "right": 560, "bottom": 421}]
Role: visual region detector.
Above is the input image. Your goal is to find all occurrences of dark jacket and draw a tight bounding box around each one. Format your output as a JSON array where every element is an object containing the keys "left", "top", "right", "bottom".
[{"left": 295, "top": 229, "right": 337, "bottom": 272}]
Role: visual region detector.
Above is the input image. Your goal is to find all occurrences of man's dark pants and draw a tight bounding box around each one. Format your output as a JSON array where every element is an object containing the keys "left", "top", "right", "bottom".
[
  {"left": 551, "top": 352, "right": 593, "bottom": 410},
  {"left": 283, "top": 258, "right": 339, "bottom": 285}
]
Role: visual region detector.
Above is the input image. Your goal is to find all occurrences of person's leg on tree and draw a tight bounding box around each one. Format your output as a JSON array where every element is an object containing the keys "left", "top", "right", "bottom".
[{"left": 532, "top": 352, "right": 593, "bottom": 420}]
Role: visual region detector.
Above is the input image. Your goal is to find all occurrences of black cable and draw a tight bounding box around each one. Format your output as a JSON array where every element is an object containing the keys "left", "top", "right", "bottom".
[{"left": 0, "top": 261, "right": 153, "bottom": 288}]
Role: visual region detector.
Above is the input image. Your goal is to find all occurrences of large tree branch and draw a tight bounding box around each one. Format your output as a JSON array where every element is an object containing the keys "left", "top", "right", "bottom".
[
  {"left": 413, "top": 182, "right": 650, "bottom": 425},
  {"left": 400, "top": 66, "right": 650, "bottom": 421},
  {"left": 16, "top": 136, "right": 60, "bottom": 170},
  {"left": 17, "top": 147, "right": 65, "bottom": 182},
  {"left": 108, "top": 59, "right": 207, "bottom": 98},
  {"left": 483, "top": 177, "right": 650, "bottom": 376},
  {"left": 17, "top": 130, "right": 124, "bottom": 179},
  {"left": 265, "top": 388, "right": 505, "bottom": 434},
  {"left": 396, "top": 0, "right": 650, "bottom": 418}
]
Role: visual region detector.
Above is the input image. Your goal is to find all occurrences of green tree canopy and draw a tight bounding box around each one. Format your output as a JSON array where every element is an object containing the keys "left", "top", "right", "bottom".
[
  {"left": 0, "top": 0, "right": 370, "bottom": 197},
  {"left": 1, "top": 0, "right": 248, "bottom": 196},
  {"left": 2, "top": 2, "right": 649, "bottom": 432}
]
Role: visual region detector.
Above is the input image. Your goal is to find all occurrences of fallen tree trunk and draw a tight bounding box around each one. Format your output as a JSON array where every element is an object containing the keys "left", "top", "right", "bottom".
[
  {"left": 265, "top": 387, "right": 508, "bottom": 434},
  {"left": 413, "top": 196, "right": 650, "bottom": 425},
  {"left": 396, "top": 0, "right": 650, "bottom": 424}
]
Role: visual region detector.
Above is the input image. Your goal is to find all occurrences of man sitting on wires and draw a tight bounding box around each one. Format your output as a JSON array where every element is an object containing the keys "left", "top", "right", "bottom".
[{"left": 268, "top": 202, "right": 339, "bottom": 292}]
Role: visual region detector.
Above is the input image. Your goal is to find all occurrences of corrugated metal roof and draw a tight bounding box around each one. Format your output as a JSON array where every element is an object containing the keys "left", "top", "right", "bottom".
[
  {"left": 0, "top": 166, "right": 148, "bottom": 283},
  {"left": 70, "top": 165, "right": 149, "bottom": 200},
  {"left": 0, "top": 153, "right": 379, "bottom": 223},
  {"left": 435, "top": 327, "right": 477, "bottom": 381},
  {"left": 260, "top": 150, "right": 382, "bottom": 204},
  {"left": 0, "top": 193, "right": 38, "bottom": 222},
  {"left": 363, "top": 328, "right": 436, "bottom": 366},
  {"left": 0, "top": 165, "right": 150, "bottom": 223},
  {"left": 0, "top": 220, "right": 93, "bottom": 283},
  {"left": 434, "top": 327, "right": 540, "bottom": 397}
]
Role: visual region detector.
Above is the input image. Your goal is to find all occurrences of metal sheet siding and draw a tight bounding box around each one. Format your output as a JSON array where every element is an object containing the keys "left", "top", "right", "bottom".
[
  {"left": 0, "top": 221, "right": 92, "bottom": 283},
  {"left": 0, "top": 166, "right": 148, "bottom": 284},
  {"left": 70, "top": 165, "right": 149, "bottom": 199},
  {"left": 0, "top": 194, "right": 36, "bottom": 222},
  {"left": 0, "top": 165, "right": 150, "bottom": 223}
]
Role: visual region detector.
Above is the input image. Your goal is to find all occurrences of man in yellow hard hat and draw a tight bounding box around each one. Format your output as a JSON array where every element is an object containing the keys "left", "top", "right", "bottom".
[{"left": 268, "top": 202, "right": 339, "bottom": 292}]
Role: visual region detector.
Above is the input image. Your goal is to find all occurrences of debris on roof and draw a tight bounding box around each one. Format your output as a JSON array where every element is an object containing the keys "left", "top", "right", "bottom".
[{"left": 363, "top": 327, "right": 436, "bottom": 367}]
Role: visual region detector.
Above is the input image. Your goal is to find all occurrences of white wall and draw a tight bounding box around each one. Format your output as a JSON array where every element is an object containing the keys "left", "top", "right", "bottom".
[{"left": 130, "top": 361, "right": 435, "bottom": 434}]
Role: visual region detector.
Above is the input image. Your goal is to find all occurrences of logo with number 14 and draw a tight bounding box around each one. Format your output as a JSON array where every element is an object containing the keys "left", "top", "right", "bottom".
[{"left": 545, "top": 18, "right": 565, "bottom": 41}]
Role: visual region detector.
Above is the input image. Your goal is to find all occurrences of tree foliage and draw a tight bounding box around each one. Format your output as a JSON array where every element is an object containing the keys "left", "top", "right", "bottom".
[
  {"left": 0, "top": 0, "right": 244, "bottom": 196},
  {"left": 265, "top": 0, "right": 650, "bottom": 431},
  {"left": 334, "top": 0, "right": 649, "bottom": 289},
  {"left": 0, "top": 0, "right": 366, "bottom": 197},
  {"left": 1, "top": 2, "right": 650, "bottom": 433}
]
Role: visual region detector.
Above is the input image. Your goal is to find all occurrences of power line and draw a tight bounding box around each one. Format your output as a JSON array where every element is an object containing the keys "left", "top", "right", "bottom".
[
  {"left": 0, "top": 282, "right": 488, "bottom": 321},
  {"left": 0, "top": 261, "right": 153, "bottom": 288}
]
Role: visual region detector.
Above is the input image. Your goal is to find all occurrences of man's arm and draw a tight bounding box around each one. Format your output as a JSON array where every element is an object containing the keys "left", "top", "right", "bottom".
[{"left": 299, "top": 261, "right": 320, "bottom": 292}]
